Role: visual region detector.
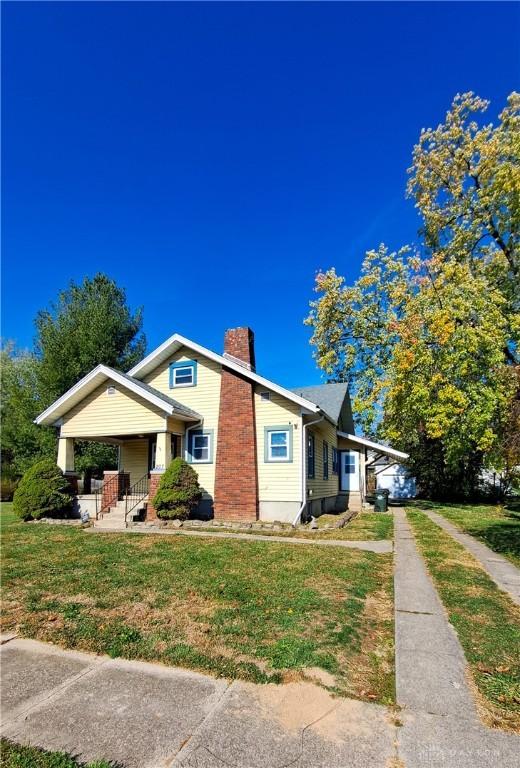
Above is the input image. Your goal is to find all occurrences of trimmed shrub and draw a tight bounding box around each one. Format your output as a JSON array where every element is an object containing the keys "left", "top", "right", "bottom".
[
  {"left": 13, "top": 459, "right": 73, "bottom": 521},
  {"left": 153, "top": 458, "right": 202, "bottom": 520}
]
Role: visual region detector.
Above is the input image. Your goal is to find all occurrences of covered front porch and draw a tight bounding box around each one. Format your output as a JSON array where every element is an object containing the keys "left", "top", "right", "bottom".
[
  {"left": 34, "top": 363, "right": 204, "bottom": 526},
  {"left": 57, "top": 428, "right": 191, "bottom": 525}
]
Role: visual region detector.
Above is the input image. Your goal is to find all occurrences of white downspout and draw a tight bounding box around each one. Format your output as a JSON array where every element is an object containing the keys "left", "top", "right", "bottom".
[
  {"left": 185, "top": 419, "right": 203, "bottom": 460},
  {"left": 292, "top": 413, "right": 324, "bottom": 527}
]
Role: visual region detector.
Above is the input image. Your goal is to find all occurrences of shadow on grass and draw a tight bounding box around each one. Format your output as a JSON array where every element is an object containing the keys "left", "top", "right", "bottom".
[
  {"left": 462, "top": 522, "right": 520, "bottom": 562},
  {"left": 407, "top": 500, "right": 520, "bottom": 563}
]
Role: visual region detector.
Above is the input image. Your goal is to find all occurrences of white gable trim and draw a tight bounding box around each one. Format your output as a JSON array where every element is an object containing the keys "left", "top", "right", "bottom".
[
  {"left": 337, "top": 432, "right": 409, "bottom": 460},
  {"left": 34, "top": 365, "right": 178, "bottom": 426},
  {"left": 128, "top": 333, "right": 321, "bottom": 414}
]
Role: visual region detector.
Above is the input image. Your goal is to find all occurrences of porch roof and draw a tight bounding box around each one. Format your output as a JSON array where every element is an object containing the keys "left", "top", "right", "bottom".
[
  {"left": 34, "top": 364, "right": 202, "bottom": 427},
  {"left": 337, "top": 432, "right": 409, "bottom": 460}
]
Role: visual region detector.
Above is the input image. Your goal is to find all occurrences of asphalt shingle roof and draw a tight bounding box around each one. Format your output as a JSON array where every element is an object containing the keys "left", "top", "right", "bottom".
[{"left": 289, "top": 382, "right": 349, "bottom": 424}]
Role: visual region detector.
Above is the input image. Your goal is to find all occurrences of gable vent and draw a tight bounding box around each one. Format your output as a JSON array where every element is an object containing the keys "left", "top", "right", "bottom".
[
  {"left": 260, "top": 391, "right": 270, "bottom": 401},
  {"left": 107, "top": 386, "right": 116, "bottom": 395}
]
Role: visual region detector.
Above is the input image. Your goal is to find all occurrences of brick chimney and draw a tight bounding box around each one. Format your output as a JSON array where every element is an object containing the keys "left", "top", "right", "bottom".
[
  {"left": 222, "top": 327, "right": 256, "bottom": 371},
  {"left": 214, "top": 328, "right": 258, "bottom": 520}
]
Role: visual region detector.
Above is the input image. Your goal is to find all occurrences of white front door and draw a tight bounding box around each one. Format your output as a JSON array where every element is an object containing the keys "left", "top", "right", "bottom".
[{"left": 341, "top": 450, "right": 359, "bottom": 491}]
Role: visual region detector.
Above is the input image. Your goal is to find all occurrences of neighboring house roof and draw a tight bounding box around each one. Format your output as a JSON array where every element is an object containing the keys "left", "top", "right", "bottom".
[
  {"left": 337, "top": 432, "right": 409, "bottom": 460},
  {"left": 290, "top": 383, "right": 349, "bottom": 424},
  {"left": 128, "top": 333, "right": 320, "bottom": 414},
  {"left": 34, "top": 365, "right": 202, "bottom": 426}
]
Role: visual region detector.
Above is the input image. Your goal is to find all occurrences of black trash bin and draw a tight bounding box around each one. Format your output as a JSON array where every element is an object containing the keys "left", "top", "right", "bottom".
[{"left": 374, "top": 488, "right": 390, "bottom": 513}]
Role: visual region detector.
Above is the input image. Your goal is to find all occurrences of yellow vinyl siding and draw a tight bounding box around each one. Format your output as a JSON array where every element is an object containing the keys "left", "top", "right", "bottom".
[
  {"left": 255, "top": 386, "right": 302, "bottom": 502},
  {"left": 307, "top": 419, "right": 339, "bottom": 499},
  {"left": 120, "top": 439, "right": 149, "bottom": 485},
  {"left": 144, "top": 348, "right": 221, "bottom": 499},
  {"left": 60, "top": 381, "right": 166, "bottom": 437}
]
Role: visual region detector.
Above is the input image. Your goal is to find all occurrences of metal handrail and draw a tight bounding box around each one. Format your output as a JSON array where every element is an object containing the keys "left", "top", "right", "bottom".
[
  {"left": 124, "top": 473, "right": 150, "bottom": 528},
  {"left": 95, "top": 473, "right": 123, "bottom": 520}
]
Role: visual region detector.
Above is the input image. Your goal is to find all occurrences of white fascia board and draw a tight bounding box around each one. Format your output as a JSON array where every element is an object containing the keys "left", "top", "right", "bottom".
[
  {"left": 129, "top": 333, "right": 321, "bottom": 415},
  {"left": 34, "top": 364, "right": 175, "bottom": 426},
  {"left": 337, "top": 431, "right": 409, "bottom": 460}
]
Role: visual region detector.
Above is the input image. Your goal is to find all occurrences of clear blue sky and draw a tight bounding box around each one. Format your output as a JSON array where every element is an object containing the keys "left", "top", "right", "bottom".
[{"left": 2, "top": 2, "right": 519, "bottom": 387}]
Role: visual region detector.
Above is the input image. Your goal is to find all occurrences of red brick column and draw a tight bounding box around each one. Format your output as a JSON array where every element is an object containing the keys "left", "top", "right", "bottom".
[
  {"left": 101, "top": 471, "right": 129, "bottom": 513},
  {"left": 146, "top": 471, "right": 163, "bottom": 522}
]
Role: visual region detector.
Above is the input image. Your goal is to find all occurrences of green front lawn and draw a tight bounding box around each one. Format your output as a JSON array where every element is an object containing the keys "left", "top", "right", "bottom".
[
  {"left": 408, "top": 510, "right": 520, "bottom": 732},
  {"left": 411, "top": 501, "right": 520, "bottom": 568},
  {"left": 0, "top": 504, "right": 394, "bottom": 705},
  {"left": 0, "top": 739, "right": 111, "bottom": 768}
]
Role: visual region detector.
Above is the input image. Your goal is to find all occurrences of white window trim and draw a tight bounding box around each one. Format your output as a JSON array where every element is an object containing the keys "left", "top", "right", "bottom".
[
  {"left": 192, "top": 432, "right": 210, "bottom": 463},
  {"left": 267, "top": 429, "right": 289, "bottom": 462},
  {"left": 173, "top": 365, "right": 194, "bottom": 387}
]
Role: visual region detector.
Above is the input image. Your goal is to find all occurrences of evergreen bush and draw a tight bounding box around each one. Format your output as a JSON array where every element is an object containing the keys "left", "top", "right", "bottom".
[
  {"left": 13, "top": 459, "right": 73, "bottom": 521},
  {"left": 152, "top": 458, "right": 202, "bottom": 520}
]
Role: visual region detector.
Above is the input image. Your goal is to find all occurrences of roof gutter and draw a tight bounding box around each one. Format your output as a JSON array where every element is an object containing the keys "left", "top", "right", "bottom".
[{"left": 291, "top": 412, "right": 325, "bottom": 528}]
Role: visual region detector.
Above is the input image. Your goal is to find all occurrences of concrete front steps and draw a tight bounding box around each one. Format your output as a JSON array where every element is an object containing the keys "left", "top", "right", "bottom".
[{"left": 93, "top": 498, "right": 147, "bottom": 530}]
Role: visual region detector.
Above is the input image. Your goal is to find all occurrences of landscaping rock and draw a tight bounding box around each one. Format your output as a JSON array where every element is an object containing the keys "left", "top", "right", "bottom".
[{"left": 29, "top": 518, "right": 82, "bottom": 526}]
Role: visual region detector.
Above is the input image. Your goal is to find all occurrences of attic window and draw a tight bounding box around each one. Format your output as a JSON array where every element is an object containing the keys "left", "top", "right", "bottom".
[
  {"left": 107, "top": 386, "right": 116, "bottom": 395},
  {"left": 260, "top": 392, "right": 270, "bottom": 401},
  {"left": 169, "top": 360, "right": 197, "bottom": 388}
]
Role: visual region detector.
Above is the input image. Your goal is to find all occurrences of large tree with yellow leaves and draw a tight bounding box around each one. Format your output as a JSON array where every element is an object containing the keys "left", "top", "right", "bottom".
[{"left": 306, "top": 93, "right": 519, "bottom": 498}]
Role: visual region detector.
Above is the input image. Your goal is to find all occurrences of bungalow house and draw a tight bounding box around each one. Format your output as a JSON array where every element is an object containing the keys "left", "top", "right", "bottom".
[{"left": 35, "top": 327, "right": 407, "bottom": 527}]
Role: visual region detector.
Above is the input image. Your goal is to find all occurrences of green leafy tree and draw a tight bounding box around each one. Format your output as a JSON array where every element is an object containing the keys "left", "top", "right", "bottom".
[
  {"left": 1, "top": 343, "right": 56, "bottom": 475},
  {"left": 152, "top": 458, "right": 202, "bottom": 520},
  {"left": 2, "top": 273, "right": 145, "bottom": 483},
  {"left": 35, "top": 273, "right": 146, "bottom": 403},
  {"left": 306, "top": 92, "right": 519, "bottom": 499},
  {"left": 13, "top": 459, "right": 73, "bottom": 521}
]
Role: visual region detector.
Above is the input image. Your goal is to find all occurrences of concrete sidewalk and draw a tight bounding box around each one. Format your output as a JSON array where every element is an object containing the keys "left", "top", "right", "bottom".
[
  {"left": 1, "top": 637, "right": 396, "bottom": 768},
  {"left": 421, "top": 508, "right": 520, "bottom": 606},
  {"left": 393, "top": 508, "right": 520, "bottom": 768},
  {"left": 85, "top": 525, "right": 393, "bottom": 553}
]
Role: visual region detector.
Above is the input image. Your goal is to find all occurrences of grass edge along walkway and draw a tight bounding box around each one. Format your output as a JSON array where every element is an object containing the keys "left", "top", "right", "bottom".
[
  {"left": 0, "top": 738, "right": 113, "bottom": 768},
  {"left": 407, "top": 509, "right": 520, "bottom": 733},
  {"left": 411, "top": 501, "right": 520, "bottom": 568},
  {"left": 420, "top": 507, "right": 520, "bottom": 607}
]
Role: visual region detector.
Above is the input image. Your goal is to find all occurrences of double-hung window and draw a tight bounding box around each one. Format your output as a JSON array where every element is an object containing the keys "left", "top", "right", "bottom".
[
  {"left": 332, "top": 447, "right": 339, "bottom": 475},
  {"left": 187, "top": 429, "right": 213, "bottom": 463},
  {"left": 265, "top": 425, "right": 292, "bottom": 462},
  {"left": 169, "top": 360, "right": 197, "bottom": 388},
  {"left": 307, "top": 433, "right": 315, "bottom": 479},
  {"left": 323, "top": 441, "right": 329, "bottom": 480}
]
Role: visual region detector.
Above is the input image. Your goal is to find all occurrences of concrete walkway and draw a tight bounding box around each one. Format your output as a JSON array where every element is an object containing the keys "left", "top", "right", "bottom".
[
  {"left": 420, "top": 508, "right": 520, "bottom": 606},
  {"left": 85, "top": 525, "right": 393, "bottom": 553},
  {"left": 393, "top": 508, "right": 520, "bottom": 768},
  {"left": 1, "top": 636, "right": 396, "bottom": 768}
]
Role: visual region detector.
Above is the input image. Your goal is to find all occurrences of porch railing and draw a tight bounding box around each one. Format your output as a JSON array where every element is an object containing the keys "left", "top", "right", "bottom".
[
  {"left": 94, "top": 473, "right": 125, "bottom": 520},
  {"left": 124, "top": 473, "right": 150, "bottom": 528}
]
